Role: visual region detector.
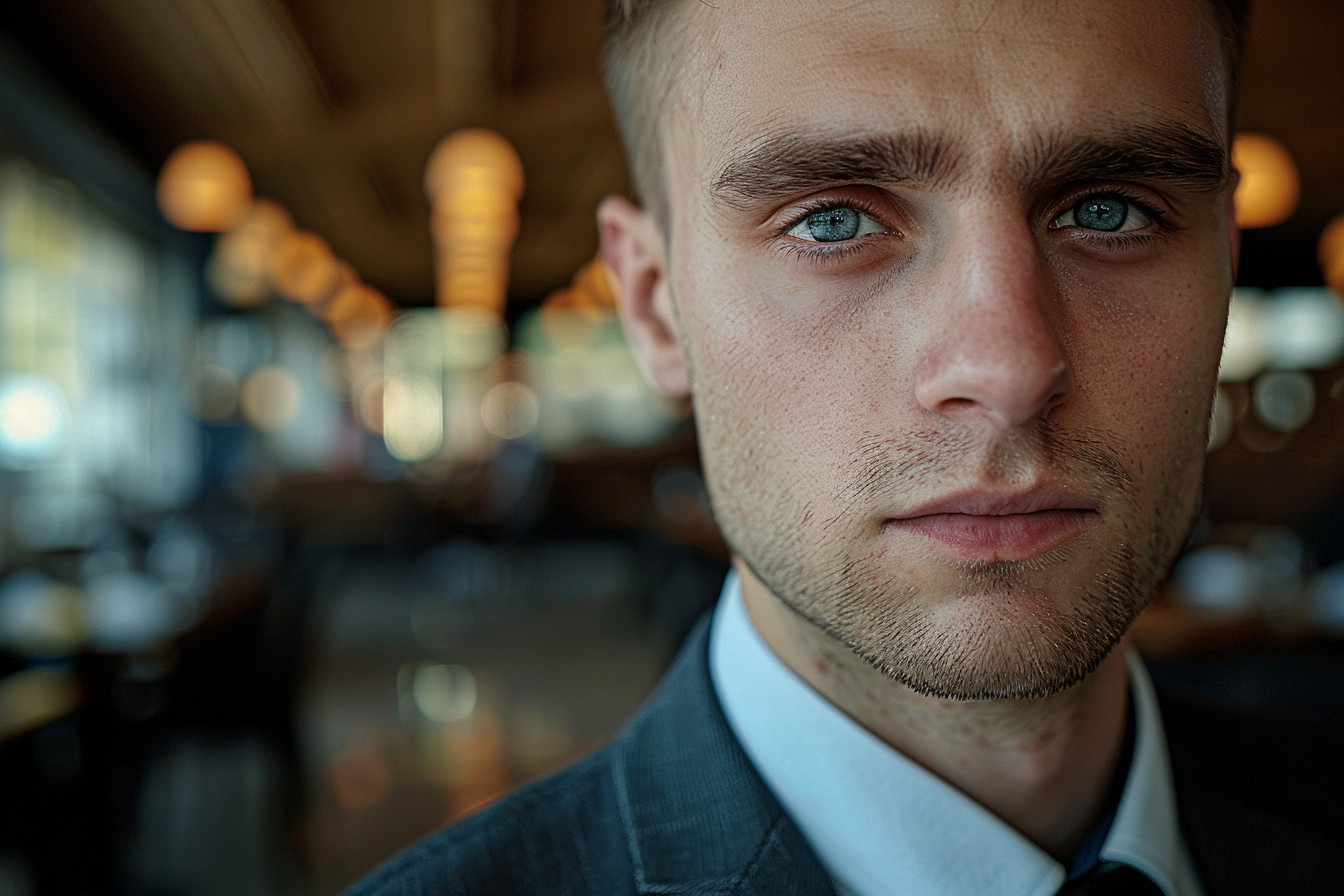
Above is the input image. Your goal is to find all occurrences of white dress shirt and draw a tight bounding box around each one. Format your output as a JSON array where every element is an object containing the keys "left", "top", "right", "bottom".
[{"left": 709, "top": 570, "right": 1204, "bottom": 896}]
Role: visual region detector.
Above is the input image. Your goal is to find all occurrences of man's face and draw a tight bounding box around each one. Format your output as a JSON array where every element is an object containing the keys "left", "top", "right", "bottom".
[{"left": 647, "top": 0, "right": 1235, "bottom": 698}]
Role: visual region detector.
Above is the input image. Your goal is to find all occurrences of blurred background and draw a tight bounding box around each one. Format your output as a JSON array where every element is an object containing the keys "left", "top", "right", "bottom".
[{"left": 0, "top": 1, "right": 1339, "bottom": 894}]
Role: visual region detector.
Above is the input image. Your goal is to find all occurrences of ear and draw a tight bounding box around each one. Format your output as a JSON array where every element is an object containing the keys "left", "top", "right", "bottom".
[{"left": 598, "top": 195, "right": 691, "bottom": 396}]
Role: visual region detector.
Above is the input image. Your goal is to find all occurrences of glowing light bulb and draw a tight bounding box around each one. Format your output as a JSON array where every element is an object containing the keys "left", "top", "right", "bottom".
[
  {"left": 425, "top": 129, "right": 524, "bottom": 316},
  {"left": 208, "top": 198, "right": 294, "bottom": 308},
  {"left": 1232, "top": 134, "right": 1300, "bottom": 230},
  {"left": 269, "top": 231, "right": 342, "bottom": 305},
  {"left": 1319, "top": 214, "right": 1344, "bottom": 296},
  {"left": 157, "top": 141, "right": 253, "bottom": 232}
]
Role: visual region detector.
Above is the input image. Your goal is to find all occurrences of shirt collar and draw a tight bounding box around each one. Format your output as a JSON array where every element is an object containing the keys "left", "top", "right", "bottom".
[{"left": 709, "top": 570, "right": 1201, "bottom": 896}]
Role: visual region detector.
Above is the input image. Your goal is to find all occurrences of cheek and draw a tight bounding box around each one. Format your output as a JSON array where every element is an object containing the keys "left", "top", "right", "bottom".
[
  {"left": 1068, "top": 275, "right": 1226, "bottom": 472},
  {"left": 682, "top": 260, "right": 895, "bottom": 484}
]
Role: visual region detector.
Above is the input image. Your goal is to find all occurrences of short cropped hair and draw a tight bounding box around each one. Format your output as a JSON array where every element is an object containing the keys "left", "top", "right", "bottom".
[{"left": 601, "top": 0, "right": 1251, "bottom": 220}]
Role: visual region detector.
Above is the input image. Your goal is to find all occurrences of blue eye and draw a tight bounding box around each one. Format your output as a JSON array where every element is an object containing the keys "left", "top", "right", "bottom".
[
  {"left": 1052, "top": 194, "right": 1151, "bottom": 235},
  {"left": 786, "top": 206, "right": 888, "bottom": 243},
  {"left": 1074, "top": 196, "right": 1128, "bottom": 232},
  {"left": 806, "top": 208, "right": 860, "bottom": 241}
]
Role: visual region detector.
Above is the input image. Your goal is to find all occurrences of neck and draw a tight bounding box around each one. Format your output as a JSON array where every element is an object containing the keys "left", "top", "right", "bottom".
[{"left": 735, "top": 560, "right": 1131, "bottom": 861}]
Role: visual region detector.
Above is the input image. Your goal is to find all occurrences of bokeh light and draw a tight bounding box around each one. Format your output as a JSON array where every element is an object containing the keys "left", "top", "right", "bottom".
[
  {"left": 268, "top": 231, "right": 341, "bottom": 305},
  {"left": 239, "top": 364, "right": 301, "bottom": 431},
  {"left": 356, "top": 378, "right": 385, "bottom": 433},
  {"left": 1320, "top": 213, "right": 1344, "bottom": 295},
  {"left": 480, "top": 381, "right": 540, "bottom": 440},
  {"left": 325, "top": 282, "right": 394, "bottom": 351},
  {"left": 189, "top": 364, "right": 241, "bottom": 421},
  {"left": 411, "top": 663, "right": 477, "bottom": 724},
  {"left": 1262, "top": 288, "right": 1344, "bottom": 370},
  {"left": 326, "top": 746, "right": 393, "bottom": 810},
  {"left": 424, "top": 129, "right": 524, "bottom": 204},
  {"left": 1232, "top": 133, "right": 1300, "bottom": 229},
  {"left": 381, "top": 309, "right": 507, "bottom": 464},
  {"left": 1252, "top": 370, "right": 1315, "bottom": 432},
  {"left": 0, "top": 572, "right": 85, "bottom": 656},
  {"left": 156, "top": 140, "right": 253, "bottom": 232},
  {"left": 0, "top": 375, "right": 67, "bottom": 464},
  {"left": 425, "top": 129, "right": 524, "bottom": 316},
  {"left": 569, "top": 255, "right": 618, "bottom": 312},
  {"left": 207, "top": 198, "right": 294, "bottom": 308}
]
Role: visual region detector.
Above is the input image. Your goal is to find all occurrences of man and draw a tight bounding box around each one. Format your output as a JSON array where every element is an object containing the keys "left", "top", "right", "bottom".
[{"left": 349, "top": 0, "right": 1342, "bottom": 893}]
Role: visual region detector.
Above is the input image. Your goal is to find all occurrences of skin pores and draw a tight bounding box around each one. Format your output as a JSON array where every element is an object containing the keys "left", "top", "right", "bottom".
[{"left": 653, "top": 0, "right": 1234, "bottom": 699}]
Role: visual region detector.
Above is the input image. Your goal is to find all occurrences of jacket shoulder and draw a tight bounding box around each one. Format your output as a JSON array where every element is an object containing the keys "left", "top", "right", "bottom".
[
  {"left": 342, "top": 745, "right": 636, "bottom": 896},
  {"left": 1157, "top": 684, "right": 1344, "bottom": 894}
]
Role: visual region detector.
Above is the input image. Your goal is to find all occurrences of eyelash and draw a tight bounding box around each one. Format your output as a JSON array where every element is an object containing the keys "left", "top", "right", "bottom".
[
  {"left": 775, "top": 198, "right": 898, "bottom": 263},
  {"left": 773, "top": 187, "right": 1176, "bottom": 266},
  {"left": 1051, "top": 188, "right": 1175, "bottom": 250}
]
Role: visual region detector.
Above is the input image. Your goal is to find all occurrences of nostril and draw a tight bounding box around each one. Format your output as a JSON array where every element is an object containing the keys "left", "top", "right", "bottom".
[{"left": 936, "top": 397, "right": 980, "bottom": 417}]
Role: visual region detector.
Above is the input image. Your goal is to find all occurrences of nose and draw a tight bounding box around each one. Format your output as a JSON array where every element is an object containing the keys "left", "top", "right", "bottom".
[{"left": 913, "top": 212, "right": 1075, "bottom": 428}]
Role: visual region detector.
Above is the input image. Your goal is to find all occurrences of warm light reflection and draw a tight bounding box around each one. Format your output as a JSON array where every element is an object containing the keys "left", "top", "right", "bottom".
[
  {"left": 425, "top": 129, "right": 524, "bottom": 203},
  {"left": 156, "top": 141, "right": 253, "bottom": 232},
  {"left": 325, "top": 282, "right": 393, "bottom": 351},
  {"left": 569, "top": 255, "right": 618, "bottom": 311},
  {"left": 327, "top": 746, "right": 392, "bottom": 810},
  {"left": 239, "top": 364, "right": 301, "bottom": 431},
  {"left": 207, "top": 198, "right": 294, "bottom": 308},
  {"left": 1320, "top": 214, "right": 1344, "bottom": 295},
  {"left": 383, "top": 377, "right": 443, "bottom": 461},
  {"left": 1232, "top": 133, "right": 1300, "bottom": 229},
  {"left": 269, "top": 231, "right": 341, "bottom": 305},
  {"left": 425, "top": 129, "right": 524, "bottom": 315}
]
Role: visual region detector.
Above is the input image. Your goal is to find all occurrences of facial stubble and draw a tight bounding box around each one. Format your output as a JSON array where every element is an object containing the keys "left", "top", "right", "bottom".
[{"left": 704, "top": 421, "right": 1200, "bottom": 701}]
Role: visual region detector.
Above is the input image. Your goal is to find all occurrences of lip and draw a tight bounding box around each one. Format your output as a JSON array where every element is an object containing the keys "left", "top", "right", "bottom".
[{"left": 886, "top": 486, "right": 1097, "bottom": 562}]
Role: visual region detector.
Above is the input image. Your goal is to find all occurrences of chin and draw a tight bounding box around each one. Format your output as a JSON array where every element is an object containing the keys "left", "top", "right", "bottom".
[{"left": 759, "top": 534, "right": 1160, "bottom": 702}]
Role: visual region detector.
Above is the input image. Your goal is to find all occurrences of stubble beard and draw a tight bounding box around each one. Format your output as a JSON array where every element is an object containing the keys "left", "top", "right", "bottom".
[{"left": 707, "top": 423, "right": 1200, "bottom": 701}]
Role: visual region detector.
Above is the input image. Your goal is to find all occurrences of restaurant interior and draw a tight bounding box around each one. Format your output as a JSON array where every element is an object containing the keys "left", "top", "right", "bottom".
[{"left": 0, "top": 1, "right": 1341, "bottom": 893}]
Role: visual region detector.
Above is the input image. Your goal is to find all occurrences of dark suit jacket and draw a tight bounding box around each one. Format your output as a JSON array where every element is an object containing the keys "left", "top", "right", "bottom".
[{"left": 345, "top": 617, "right": 1343, "bottom": 896}]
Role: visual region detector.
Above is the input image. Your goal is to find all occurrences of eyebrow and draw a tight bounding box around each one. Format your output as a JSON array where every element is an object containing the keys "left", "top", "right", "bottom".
[
  {"left": 1018, "top": 122, "right": 1230, "bottom": 195},
  {"left": 706, "top": 121, "right": 1228, "bottom": 211},
  {"left": 708, "top": 131, "right": 957, "bottom": 211}
]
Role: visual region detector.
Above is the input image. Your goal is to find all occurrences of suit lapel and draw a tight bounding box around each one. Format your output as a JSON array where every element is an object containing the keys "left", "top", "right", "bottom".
[{"left": 611, "top": 616, "right": 835, "bottom": 896}]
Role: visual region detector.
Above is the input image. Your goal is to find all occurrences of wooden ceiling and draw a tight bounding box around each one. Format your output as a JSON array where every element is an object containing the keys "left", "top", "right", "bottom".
[
  {"left": 0, "top": 0, "right": 1342, "bottom": 306},
  {"left": 0, "top": 0, "right": 626, "bottom": 306}
]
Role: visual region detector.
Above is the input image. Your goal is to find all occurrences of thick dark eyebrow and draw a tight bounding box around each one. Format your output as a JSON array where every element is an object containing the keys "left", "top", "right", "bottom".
[
  {"left": 708, "top": 131, "right": 956, "bottom": 211},
  {"left": 1018, "top": 122, "right": 1230, "bottom": 194},
  {"left": 706, "top": 122, "right": 1229, "bottom": 213}
]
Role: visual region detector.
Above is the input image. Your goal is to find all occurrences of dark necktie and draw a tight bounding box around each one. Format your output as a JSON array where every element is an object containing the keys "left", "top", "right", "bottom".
[{"left": 1055, "top": 862, "right": 1165, "bottom": 896}]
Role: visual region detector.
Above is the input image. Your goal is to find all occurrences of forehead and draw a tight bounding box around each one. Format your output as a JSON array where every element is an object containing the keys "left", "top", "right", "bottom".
[{"left": 667, "top": 0, "right": 1227, "bottom": 188}]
